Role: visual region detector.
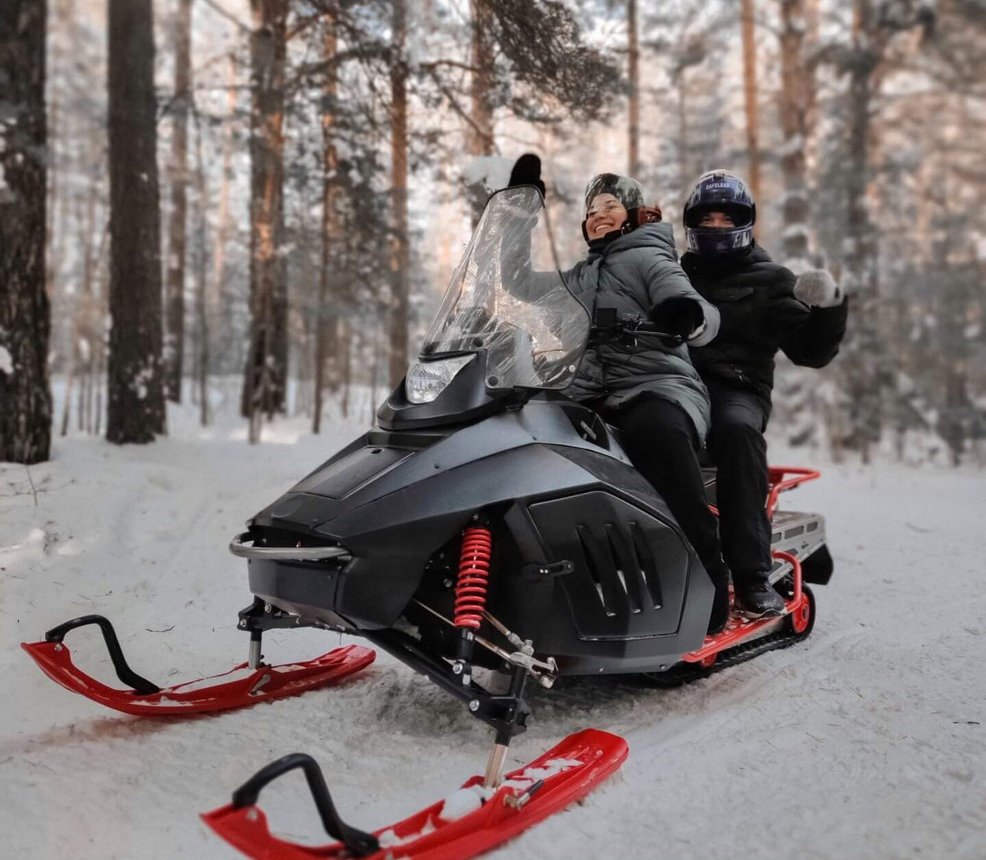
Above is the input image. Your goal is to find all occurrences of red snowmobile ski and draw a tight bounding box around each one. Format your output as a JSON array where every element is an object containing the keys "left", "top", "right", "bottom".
[
  {"left": 202, "top": 728, "right": 628, "bottom": 860},
  {"left": 21, "top": 614, "right": 374, "bottom": 716}
]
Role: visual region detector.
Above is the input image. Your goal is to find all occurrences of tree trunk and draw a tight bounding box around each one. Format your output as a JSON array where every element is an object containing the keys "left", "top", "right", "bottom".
[
  {"left": 0, "top": 0, "right": 52, "bottom": 464},
  {"left": 106, "top": 0, "right": 166, "bottom": 444},
  {"left": 164, "top": 0, "right": 193, "bottom": 403},
  {"left": 212, "top": 53, "right": 237, "bottom": 347},
  {"left": 778, "top": 0, "right": 814, "bottom": 268},
  {"left": 627, "top": 0, "right": 640, "bottom": 177},
  {"left": 464, "top": 0, "right": 494, "bottom": 224},
  {"left": 242, "top": 0, "right": 288, "bottom": 432},
  {"left": 193, "top": 110, "right": 210, "bottom": 426},
  {"left": 774, "top": 0, "right": 820, "bottom": 449},
  {"left": 314, "top": 12, "right": 339, "bottom": 434},
  {"left": 675, "top": 65, "right": 691, "bottom": 196},
  {"left": 840, "top": 0, "right": 883, "bottom": 462},
  {"left": 741, "top": 0, "right": 761, "bottom": 206},
  {"left": 388, "top": 0, "right": 411, "bottom": 388},
  {"left": 468, "top": 0, "right": 494, "bottom": 157}
]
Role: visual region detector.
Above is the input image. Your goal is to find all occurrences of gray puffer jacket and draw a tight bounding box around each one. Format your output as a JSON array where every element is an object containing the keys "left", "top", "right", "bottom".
[{"left": 563, "top": 223, "right": 720, "bottom": 441}]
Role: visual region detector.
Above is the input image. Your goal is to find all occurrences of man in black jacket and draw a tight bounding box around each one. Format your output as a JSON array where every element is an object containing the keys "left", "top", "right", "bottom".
[{"left": 681, "top": 170, "right": 848, "bottom": 618}]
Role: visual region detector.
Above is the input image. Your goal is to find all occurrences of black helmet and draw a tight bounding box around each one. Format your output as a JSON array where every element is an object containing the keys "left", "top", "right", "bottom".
[{"left": 682, "top": 170, "right": 756, "bottom": 255}]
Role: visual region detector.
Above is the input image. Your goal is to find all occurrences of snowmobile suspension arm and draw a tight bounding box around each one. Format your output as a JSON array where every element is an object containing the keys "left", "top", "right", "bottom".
[
  {"left": 412, "top": 599, "right": 557, "bottom": 685},
  {"left": 42, "top": 615, "right": 160, "bottom": 695},
  {"left": 230, "top": 752, "right": 379, "bottom": 857},
  {"left": 362, "top": 627, "right": 531, "bottom": 739}
]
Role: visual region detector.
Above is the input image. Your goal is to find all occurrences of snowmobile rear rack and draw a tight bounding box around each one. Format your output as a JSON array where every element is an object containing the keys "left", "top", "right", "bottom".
[
  {"left": 202, "top": 728, "right": 629, "bottom": 860},
  {"left": 766, "top": 466, "right": 821, "bottom": 518},
  {"left": 22, "top": 614, "right": 375, "bottom": 716}
]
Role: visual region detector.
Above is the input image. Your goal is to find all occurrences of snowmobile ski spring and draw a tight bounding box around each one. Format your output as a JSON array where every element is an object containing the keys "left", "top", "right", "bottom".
[{"left": 454, "top": 526, "right": 492, "bottom": 629}]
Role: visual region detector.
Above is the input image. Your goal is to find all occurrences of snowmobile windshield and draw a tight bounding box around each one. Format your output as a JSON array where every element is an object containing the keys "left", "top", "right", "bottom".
[{"left": 421, "top": 186, "right": 590, "bottom": 390}]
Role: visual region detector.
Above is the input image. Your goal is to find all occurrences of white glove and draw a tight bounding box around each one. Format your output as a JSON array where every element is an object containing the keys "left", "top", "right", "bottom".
[{"left": 794, "top": 269, "right": 844, "bottom": 308}]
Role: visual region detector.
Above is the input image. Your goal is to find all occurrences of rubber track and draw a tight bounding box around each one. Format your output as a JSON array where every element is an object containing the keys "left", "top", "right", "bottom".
[{"left": 638, "top": 621, "right": 811, "bottom": 688}]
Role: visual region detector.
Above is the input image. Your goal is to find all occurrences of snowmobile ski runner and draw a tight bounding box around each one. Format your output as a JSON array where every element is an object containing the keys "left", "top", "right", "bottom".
[
  {"left": 21, "top": 613, "right": 374, "bottom": 716},
  {"left": 202, "top": 728, "right": 628, "bottom": 860}
]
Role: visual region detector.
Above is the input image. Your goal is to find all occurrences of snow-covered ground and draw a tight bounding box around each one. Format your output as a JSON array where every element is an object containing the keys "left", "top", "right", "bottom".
[{"left": 2, "top": 392, "right": 985, "bottom": 859}]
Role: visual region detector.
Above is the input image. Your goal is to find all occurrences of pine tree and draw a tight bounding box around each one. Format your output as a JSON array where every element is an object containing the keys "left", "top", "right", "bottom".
[
  {"left": 106, "top": 0, "right": 166, "bottom": 444},
  {"left": 388, "top": 0, "right": 411, "bottom": 388},
  {"left": 0, "top": 0, "right": 52, "bottom": 464},
  {"left": 242, "top": 0, "right": 288, "bottom": 437}
]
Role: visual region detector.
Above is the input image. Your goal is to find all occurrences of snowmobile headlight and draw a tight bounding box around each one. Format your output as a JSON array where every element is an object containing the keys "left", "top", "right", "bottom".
[{"left": 405, "top": 355, "right": 475, "bottom": 404}]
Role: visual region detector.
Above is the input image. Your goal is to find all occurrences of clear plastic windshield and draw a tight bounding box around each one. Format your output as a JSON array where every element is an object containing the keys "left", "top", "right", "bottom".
[{"left": 421, "top": 186, "right": 590, "bottom": 390}]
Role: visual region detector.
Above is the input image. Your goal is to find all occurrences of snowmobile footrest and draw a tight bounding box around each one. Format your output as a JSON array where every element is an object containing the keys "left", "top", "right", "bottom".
[
  {"left": 22, "top": 616, "right": 375, "bottom": 716},
  {"left": 202, "top": 728, "right": 629, "bottom": 859}
]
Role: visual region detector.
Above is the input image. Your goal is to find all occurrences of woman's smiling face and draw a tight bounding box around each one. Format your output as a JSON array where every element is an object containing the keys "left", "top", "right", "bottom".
[{"left": 585, "top": 193, "right": 628, "bottom": 240}]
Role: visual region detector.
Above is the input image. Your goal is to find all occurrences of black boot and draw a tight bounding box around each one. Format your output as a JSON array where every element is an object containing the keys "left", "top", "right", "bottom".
[
  {"left": 734, "top": 573, "right": 786, "bottom": 618},
  {"left": 703, "top": 556, "right": 731, "bottom": 635}
]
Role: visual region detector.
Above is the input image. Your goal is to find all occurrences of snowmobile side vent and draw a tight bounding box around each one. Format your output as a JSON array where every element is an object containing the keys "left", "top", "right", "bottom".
[
  {"left": 604, "top": 524, "right": 651, "bottom": 615},
  {"left": 576, "top": 525, "right": 624, "bottom": 618},
  {"left": 629, "top": 521, "right": 663, "bottom": 609}
]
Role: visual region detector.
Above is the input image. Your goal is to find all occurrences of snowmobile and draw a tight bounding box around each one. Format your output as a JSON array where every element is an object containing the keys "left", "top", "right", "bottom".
[{"left": 23, "top": 186, "right": 833, "bottom": 859}]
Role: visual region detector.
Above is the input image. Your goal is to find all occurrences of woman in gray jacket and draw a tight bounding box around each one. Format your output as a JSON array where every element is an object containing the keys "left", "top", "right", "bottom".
[{"left": 563, "top": 172, "right": 730, "bottom": 633}]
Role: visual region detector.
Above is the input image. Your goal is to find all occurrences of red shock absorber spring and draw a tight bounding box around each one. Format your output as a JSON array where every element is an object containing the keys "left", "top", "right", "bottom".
[{"left": 454, "top": 526, "right": 492, "bottom": 629}]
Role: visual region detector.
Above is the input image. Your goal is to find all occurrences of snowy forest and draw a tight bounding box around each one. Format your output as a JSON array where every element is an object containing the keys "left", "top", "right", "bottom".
[
  {"left": 1, "top": 0, "right": 984, "bottom": 464},
  {"left": 3, "top": 3, "right": 986, "bottom": 860}
]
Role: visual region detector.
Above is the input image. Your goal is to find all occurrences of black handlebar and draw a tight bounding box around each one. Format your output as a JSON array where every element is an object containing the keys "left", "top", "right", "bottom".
[{"left": 589, "top": 311, "right": 684, "bottom": 347}]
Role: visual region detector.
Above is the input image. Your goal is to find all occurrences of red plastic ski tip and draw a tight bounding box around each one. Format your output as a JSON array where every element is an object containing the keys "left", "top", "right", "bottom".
[
  {"left": 201, "top": 727, "right": 629, "bottom": 860},
  {"left": 21, "top": 640, "right": 375, "bottom": 716}
]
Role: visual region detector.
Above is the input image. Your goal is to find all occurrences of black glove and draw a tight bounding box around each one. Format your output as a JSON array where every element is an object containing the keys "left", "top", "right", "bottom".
[
  {"left": 508, "top": 153, "right": 546, "bottom": 197},
  {"left": 649, "top": 296, "right": 704, "bottom": 338}
]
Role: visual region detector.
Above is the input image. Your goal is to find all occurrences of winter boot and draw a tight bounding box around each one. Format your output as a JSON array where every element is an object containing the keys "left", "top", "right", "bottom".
[
  {"left": 703, "top": 555, "right": 731, "bottom": 635},
  {"left": 734, "top": 573, "right": 786, "bottom": 619}
]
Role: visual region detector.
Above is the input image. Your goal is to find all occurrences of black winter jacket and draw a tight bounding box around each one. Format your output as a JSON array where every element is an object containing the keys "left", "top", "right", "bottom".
[
  {"left": 682, "top": 244, "right": 848, "bottom": 406},
  {"left": 563, "top": 223, "right": 719, "bottom": 439}
]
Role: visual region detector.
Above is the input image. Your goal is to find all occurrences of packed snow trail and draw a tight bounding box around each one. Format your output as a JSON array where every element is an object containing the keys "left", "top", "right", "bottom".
[{"left": 1, "top": 400, "right": 984, "bottom": 859}]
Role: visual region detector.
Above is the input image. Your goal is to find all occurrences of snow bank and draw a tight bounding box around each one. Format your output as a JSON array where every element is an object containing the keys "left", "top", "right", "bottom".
[{"left": 1, "top": 399, "right": 984, "bottom": 859}]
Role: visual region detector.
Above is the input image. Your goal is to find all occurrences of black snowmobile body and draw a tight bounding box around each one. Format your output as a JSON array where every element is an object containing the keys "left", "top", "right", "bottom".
[{"left": 234, "top": 187, "right": 832, "bottom": 733}]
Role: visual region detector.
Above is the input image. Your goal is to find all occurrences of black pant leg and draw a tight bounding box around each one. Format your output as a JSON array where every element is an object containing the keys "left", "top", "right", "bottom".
[
  {"left": 614, "top": 396, "right": 722, "bottom": 567},
  {"left": 706, "top": 384, "right": 772, "bottom": 580}
]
